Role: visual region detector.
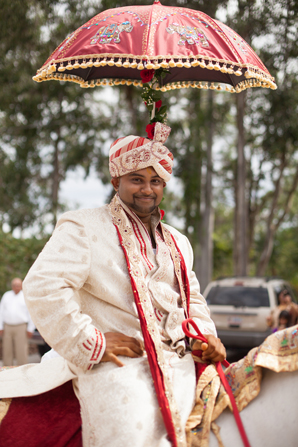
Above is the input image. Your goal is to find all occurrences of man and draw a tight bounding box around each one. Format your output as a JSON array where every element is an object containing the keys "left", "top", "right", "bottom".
[
  {"left": 0, "top": 123, "right": 225, "bottom": 447},
  {"left": 0, "top": 278, "right": 35, "bottom": 366}
]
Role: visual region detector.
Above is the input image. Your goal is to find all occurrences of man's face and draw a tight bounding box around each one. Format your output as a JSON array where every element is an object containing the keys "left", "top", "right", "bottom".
[
  {"left": 11, "top": 278, "right": 22, "bottom": 295},
  {"left": 111, "top": 167, "right": 166, "bottom": 220}
]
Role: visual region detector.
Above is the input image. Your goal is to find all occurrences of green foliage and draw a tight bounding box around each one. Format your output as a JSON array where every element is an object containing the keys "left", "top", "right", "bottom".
[
  {"left": 0, "top": 0, "right": 118, "bottom": 230},
  {"left": 0, "top": 230, "right": 49, "bottom": 297},
  {"left": 1, "top": 0, "right": 298, "bottom": 292},
  {"left": 141, "top": 68, "right": 169, "bottom": 125}
]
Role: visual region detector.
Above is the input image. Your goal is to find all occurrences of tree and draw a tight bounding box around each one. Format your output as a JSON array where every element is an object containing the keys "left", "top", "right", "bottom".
[{"left": 0, "top": 0, "right": 116, "bottom": 231}]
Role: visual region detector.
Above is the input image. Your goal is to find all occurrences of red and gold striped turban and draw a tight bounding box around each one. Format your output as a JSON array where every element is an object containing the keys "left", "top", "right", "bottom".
[{"left": 109, "top": 122, "right": 173, "bottom": 182}]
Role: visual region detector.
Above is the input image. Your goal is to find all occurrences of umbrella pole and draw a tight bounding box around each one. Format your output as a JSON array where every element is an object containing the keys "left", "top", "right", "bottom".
[{"left": 151, "top": 102, "right": 156, "bottom": 120}]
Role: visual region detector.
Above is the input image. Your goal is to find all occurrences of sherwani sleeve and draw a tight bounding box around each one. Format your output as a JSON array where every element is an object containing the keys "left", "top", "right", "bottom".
[{"left": 23, "top": 211, "right": 106, "bottom": 371}]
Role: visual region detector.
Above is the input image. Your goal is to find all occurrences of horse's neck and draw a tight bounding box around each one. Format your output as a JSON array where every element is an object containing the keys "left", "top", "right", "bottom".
[{"left": 209, "top": 369, "right": 298, "bottom": 447}]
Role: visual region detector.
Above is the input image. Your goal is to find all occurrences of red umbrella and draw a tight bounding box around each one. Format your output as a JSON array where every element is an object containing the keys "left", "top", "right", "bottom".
[{"left": 33, "top": 0, "right": 276, "bottom": 93}]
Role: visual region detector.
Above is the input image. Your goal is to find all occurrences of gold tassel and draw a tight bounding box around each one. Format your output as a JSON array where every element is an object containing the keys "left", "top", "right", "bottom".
[
  {"left": 145, "top": 61, "right": 154, "bottom": 70},
  {"left": 137, "top": 61, "right": 144, "bottom": 70},
  {"left": 49, "top": 64, "right": 56, "bottom": 73},
  {"left": 115, "top": 58, "right": 122, "bottom": 67},
  {"left": 191, "top": 59, "right": 199, "bottom": 67},
  {"left": 123, "top": 58, "right": 130, "bottom": 68},
  {"left": 160, "top": 59, "right": 169, "bottom": 68},
  {"left": 58, "top": 63, "right": 65, "bottom": 72},
  {"left": 214, "top": 62, "right": 221, "bottom": 71},
  {"left": 183, "top": 61, "right": 191, "bottom": 68},
  {"left": 130, "top": 59, "right": 137, "bottom": 69},
  {"left": 108, "top": 58, "right": 115, "bottom": 66},
  {"left": 207, "top": 61, "right": 214, "bottom": 70},
  {"left": 176, "top": 59, "right": 183, "bottom": 68},
  {"left": 87, "top": 59, "right": 93, "bottom": 68},
  {"left": 73, "top": 60, "right": 80, "bottom": 69},
  {"left": 153, "top": 60, "right": 160, "bottom": 69},
  {"left": 94, "top": 59, "right": 101, "bottom": 67},
  {"left": 169, "top": 59, "right": 176, "bottom": 67},
  {"left": 80, "top": 60, "right": 88, "bottom": 69}
]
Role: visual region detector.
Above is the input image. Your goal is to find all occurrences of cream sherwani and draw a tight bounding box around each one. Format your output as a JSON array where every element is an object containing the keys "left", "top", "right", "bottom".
[{"left": 0, "top": 196, "right": 216, "bottom": 447}]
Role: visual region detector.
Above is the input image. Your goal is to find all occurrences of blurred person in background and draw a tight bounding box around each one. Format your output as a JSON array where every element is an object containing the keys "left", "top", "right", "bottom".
[
  {"left": 267, "top": 290, "right": 298, "bottom": 332},
  {"left": 274, "top": 310, "right": 292, "bottom": 332},
  {"left": 0, "top": 278, "right": 35, "bottom": 366}
]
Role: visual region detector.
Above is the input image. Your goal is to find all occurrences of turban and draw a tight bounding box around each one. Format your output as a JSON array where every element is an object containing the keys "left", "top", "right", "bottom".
[{"left": 109, "top": 122, "right": 173, "bottom": 182}]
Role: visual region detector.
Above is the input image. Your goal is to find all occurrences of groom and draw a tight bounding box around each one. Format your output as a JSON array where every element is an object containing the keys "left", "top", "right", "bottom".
[{"left": 1, "top": 122, "right": 225, "bottom": 447}]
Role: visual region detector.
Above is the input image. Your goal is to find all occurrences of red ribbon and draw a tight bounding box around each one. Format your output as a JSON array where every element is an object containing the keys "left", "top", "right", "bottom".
[{"left": 182, "top": 318, "right": 251, "bottom": 447}]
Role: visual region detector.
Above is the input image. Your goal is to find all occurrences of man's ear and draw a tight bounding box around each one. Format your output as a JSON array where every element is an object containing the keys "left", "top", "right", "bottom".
[
  {"left": 111, "top": 177, "right": 120, "bottom": 191},
  {"left": 163, "top": 181, "right": 166, "bottom": 188}
]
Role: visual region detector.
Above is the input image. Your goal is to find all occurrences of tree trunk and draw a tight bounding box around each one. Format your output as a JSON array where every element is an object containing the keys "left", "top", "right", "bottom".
[
  {"left": 197, "top": 90, "right": 214, "bottom": 292},
  {"left": 52, "top": 138, "right": 60, "bottom": 226},
  {"left": 234, "top": 91, "right": 247, "bottom": 276},
  {"left": 257, "top": 159, "right": 298, "bottom": 275}
]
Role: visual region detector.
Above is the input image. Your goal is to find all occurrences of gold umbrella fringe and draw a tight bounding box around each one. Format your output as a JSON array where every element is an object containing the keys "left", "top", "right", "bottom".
[
  {"left": 33, "top": 54, "right": 277, "bottom": 90},
  {"left": 32, "top": 71, "right": 276, "bottom": 93}
]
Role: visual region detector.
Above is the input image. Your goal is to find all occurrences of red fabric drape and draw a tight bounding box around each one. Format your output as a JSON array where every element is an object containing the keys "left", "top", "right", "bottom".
[{"left": 0, "top": 381, "right": 82, "bottom": 447}]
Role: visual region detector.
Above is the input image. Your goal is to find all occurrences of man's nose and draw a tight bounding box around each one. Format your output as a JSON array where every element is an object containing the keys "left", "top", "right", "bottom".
[{"left": 141, "top": 182, "right": 153, "bottom": 194}]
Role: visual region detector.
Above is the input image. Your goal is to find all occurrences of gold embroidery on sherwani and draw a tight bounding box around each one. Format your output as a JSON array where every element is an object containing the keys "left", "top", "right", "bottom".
[
  {"left": 108, "top": 194, "right": 188, "bottom": 447},
  {"left": 160, "top": 225, "right": 188, "bottom": 315}
]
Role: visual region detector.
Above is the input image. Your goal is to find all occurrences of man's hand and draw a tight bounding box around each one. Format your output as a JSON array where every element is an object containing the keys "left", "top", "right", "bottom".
[
  {"left": 102, "top": 332, "right": 144, "bottom": 367},
  {"left": 27, "top": 331, "right": 33, "bottom": 339},
  {"left": 0, "top": 330, "right": 3, "bottom": 337},
  {"left": 192, "top": 334, "right": 226, "bottom": 363}
]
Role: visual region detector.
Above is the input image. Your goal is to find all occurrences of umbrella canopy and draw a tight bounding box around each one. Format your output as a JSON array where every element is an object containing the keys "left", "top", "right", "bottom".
[{"left": 33, "top": 0, "right": 276, "bottom": 93}]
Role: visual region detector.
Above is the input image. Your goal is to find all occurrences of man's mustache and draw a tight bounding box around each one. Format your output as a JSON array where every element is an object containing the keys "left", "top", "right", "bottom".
[{"left": 134, "top": 195, "right": 156, "bottom": 199}]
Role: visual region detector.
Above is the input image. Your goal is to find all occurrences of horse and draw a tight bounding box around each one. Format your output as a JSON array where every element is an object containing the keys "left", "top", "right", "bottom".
[{"left": 209, "top": 368, "right": 298, "bottom": 447}]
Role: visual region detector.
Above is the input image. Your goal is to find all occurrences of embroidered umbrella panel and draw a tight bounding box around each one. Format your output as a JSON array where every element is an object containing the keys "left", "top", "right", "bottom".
[{"left": 34, "top": 0, "right": 276, "bottom": 93}]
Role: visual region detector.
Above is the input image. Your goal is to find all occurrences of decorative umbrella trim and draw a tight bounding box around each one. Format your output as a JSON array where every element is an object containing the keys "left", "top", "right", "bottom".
[
  {"left": 33, "top": 55, "right": 276, "bottom": 90},
  {"left": 33, "top": 71, "right": 275, "bottom": 94}
]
